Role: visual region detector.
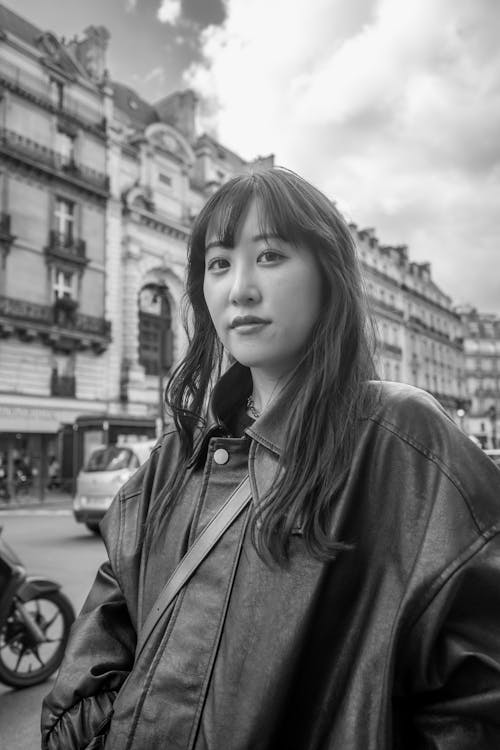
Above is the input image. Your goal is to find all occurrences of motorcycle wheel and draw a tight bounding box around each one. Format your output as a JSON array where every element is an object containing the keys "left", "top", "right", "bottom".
[{"left": 0, "top": 590, "right": 75, "bottom": 689}]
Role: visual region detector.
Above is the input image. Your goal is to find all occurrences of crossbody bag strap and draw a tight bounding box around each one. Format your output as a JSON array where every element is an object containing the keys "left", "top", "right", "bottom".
[{"left": 135, "top": 475, "right": 252, "bottom": 660}]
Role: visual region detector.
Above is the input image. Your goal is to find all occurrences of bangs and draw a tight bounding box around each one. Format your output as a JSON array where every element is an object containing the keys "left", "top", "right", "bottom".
[
  {"left": 203, "top": 179, "right": 255, "bottom": 250},
  {"left": 199, "top": 172, "right": 312, "bottom": 254}
]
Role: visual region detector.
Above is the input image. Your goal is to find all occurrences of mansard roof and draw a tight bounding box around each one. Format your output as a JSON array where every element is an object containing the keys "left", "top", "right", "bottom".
[
  {"left": 0, "top": 2, "right": 93, "bottom": 82},
  {"left": 194, "top": 132, "right": 247, "bottom": 169},
  {"left": 0, "top": 3, "right": 43, "bottom": 47},
  {"left": 112, "top": 81, "right": 159, "bottom": 128}
]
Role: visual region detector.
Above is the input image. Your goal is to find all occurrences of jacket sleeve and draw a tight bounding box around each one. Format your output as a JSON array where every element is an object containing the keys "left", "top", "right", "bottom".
[
  {"left": 398, "top": 532, "right": 500, "bottom": 749},
  {"left": 41, "top": 537, "right": 136, "bottom": 749}
]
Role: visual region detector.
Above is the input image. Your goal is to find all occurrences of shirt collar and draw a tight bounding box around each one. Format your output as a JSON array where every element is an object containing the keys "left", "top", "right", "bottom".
[
  {"left": 189, "top": 362, "right": 288, "bottom": 467},
  {"left": 211, "top": 362, "right": 287, "bottom": 457}
]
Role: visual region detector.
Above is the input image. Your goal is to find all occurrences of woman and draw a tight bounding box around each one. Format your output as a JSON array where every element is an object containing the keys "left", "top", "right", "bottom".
[{"left": 42, "top": 168, "right": 500, "bottom": 749}]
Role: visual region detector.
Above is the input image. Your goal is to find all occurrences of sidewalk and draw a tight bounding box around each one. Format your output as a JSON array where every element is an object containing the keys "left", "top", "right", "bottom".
[{"left": 0, "top": 489, "right": 73, "bottom": 511}]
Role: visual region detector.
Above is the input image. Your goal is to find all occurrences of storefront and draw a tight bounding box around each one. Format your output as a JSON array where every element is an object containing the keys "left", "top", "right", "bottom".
[{"left": 0, "top": 401, "right": 104, "bottom": 502}]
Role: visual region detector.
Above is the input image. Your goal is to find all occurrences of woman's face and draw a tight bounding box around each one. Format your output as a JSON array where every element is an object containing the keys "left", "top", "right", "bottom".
[{"left": 203, "top": 199, "right": 323, "bottom": 381}]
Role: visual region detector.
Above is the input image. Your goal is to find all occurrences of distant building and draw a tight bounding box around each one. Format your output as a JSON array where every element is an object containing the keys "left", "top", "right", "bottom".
[
  {"left": 0, "top": 5, "right": 111, "bottom": 495},
  {"left": 353, "top": 224, "right": 467, "bottom": 420},
  {"left": 457, "top": 305, "right": 500, "bottom": 447},
  {"left": 0, "top": 4, "right": 272, "bottom": 495}
]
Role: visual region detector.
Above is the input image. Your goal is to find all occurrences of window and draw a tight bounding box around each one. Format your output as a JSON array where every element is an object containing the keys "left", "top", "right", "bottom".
[
  {"left": 56, "top": 131, "right": 75, "bottom": 167},
  {"left": 54, "top": 197, "right": 75, "bottom": 245},
  {"left": 53, "top": 269, "right": 76, "bottom": 301},
  {"left": 51, "top": 79, "right": 64, "bottom": 108},
  {"left": 53, "top": 269, "right": 77, "bottom": 327}
]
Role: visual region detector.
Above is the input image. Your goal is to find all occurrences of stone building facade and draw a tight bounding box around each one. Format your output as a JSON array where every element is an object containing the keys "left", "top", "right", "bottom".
[
  {"left": 457, "top": 306, "right": 500, "bottom": 447},
  {"left": 354, "top": 224, "right": 466, "bottom": 421},
  {"left": 0, "top": 6, "right": 111, "bottom": 495},
  {"left": 1, "top": 3, "right": 487, "bottom": 499},
  {"left": 0, "top": 5, "right": 272, "bottom": 494}
]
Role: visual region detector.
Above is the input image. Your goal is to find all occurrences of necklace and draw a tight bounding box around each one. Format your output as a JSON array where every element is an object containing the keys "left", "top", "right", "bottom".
[{"left": 246, "top": 395, "right": 261, "bottom": 419}]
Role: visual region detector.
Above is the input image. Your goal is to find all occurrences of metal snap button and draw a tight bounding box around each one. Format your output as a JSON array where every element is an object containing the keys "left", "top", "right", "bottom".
[{"left": 213, "top": 448, "right": 229, "bottom": 465}]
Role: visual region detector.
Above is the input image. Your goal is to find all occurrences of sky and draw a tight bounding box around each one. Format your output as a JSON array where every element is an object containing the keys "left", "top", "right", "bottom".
[{"left": 8, "top": 0, "right": 500, "bottom": 314}]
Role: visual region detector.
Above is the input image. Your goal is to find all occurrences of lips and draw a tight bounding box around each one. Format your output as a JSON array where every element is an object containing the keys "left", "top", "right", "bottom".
[{"left": 230, "top": 315, "right": 270, "bottom": 329}]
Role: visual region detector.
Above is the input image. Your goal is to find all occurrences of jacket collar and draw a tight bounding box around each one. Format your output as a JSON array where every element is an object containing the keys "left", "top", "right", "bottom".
[{"left": 190, "top": 362, "right": 288, "bottom": 467}]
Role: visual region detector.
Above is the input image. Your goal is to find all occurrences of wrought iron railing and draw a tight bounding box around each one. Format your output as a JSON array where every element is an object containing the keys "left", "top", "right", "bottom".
[
  {"left": 0, "top": 59, "right": 106, "bottom": 133},
  {"left": 45, "top": 230, "right": 87, "bottom": 262},
  {"left": 0, "top": 294, "right": 111, "bottom": 339},
  {"left": 0, "top": 128, "right": 109, "bottom": 193}
]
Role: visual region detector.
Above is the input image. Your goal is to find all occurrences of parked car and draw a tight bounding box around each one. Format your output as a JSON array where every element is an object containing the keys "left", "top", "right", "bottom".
[
  {"left": 73, "top": 440, "right": 157, "bottom": 533},
  {"left": 484, "top": 449, "right": 500, "bottom": 469}
]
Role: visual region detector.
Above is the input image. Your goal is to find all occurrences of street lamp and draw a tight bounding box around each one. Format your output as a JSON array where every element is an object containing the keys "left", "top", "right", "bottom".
[
  {"left": 488, "top": 404, "right": 497, "bottom": 448},
  {"left": 151, "top": 281, "right": 172, "bottom": 435},
  {"left": 456, "top": 398, "right": 467, "bottom": 432}
]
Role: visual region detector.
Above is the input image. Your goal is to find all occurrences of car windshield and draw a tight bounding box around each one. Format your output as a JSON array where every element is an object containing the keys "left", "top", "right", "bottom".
[{"left": 84, "top": 446, "right": 139, "bottom": 472}]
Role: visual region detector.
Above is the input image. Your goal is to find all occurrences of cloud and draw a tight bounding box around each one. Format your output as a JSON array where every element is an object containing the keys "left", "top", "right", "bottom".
[
  {"left": 157, "top": 0, "right": 181, "bottom": 25},
  {"left": 125, "top": 0, "right": 137, "bottom": 11},
  {"left": 185, "top": 0, "right": 500, "bottom": 312}
]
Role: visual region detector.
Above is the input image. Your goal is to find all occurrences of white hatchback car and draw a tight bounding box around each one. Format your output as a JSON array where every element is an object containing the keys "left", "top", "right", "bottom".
[
  {"left": 485, "top": 449, "right": 500, "bottom": 469},
  {"left": 73, "top": 439, "right": 157, "bottom": 533}
]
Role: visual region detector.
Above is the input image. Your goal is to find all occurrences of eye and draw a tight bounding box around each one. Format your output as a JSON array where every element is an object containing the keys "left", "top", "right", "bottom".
[
  {"left": 206, "top": 256, "right": 230, "bottom": 272},
  {"left": 258, "top": 249, "right": 284, "bottom": 264}
]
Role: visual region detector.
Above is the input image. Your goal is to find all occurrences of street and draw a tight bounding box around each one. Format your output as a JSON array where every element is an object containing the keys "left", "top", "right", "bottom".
[{"left": 0, "top": 510, "right": 106, "bottom": 750}]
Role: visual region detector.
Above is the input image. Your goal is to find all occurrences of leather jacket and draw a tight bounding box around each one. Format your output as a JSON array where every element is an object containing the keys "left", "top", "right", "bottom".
[{"left": 41, "top": 369, "right": 500, "bottom": 749}]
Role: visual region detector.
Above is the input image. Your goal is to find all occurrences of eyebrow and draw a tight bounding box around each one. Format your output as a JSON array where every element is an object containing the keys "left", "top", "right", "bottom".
[{"left": 205, "top": 233, "right": 283, "bottom": 252}]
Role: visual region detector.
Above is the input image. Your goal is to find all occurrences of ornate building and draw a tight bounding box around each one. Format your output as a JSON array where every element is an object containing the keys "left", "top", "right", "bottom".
[
  {"left": 457, "top": 305, "right": 500, "bottom": 447},
  {"left": 0, "top": 5, "right": 272, "bottom": 493},
  {"left": 106, "top": 85, "right": 272, "bottom": 425},
  {"left": 0, "top": 6, "right": 111, "bottom": 495},
  {"left": 353, "top": 224, "right": 467, "bottom": 421}
]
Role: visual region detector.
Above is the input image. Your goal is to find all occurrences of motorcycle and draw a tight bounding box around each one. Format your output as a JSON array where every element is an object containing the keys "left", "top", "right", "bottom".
[
  {"left": 0, "top": 525, "right": 75, "bottom": 688},
  {"left": 0, "top": 466, "right": 9, "bottom": 500}
]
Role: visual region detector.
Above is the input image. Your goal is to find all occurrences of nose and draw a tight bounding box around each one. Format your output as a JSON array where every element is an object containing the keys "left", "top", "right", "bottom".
[{"left": 229, "top": 264, "right": 261, "bottom": 306}]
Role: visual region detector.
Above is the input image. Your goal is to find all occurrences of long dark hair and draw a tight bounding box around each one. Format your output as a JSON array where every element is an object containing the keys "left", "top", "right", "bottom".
[{"left": 152, "top": 167, "right": 377, "bottom": 563}]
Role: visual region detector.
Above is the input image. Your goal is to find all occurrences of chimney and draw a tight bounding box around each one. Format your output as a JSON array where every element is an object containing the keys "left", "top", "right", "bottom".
[{"left": 155, "top": 90, "right": 198, "bottom": 142}]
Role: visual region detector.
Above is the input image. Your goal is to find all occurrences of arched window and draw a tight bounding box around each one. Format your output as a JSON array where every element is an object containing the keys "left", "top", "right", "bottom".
[{"left": 138, "top": 284, "right": 173, "bottom": 376}]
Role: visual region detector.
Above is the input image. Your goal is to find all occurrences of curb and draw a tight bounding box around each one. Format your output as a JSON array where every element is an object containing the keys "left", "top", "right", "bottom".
[{"left": 0, "top": 495, "right": 73, "bottom": 512}]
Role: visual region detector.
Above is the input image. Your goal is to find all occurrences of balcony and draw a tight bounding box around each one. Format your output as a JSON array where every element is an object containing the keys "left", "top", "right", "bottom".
[
  {"left": 367, "top": 294, "right": 404, "bottom": 318},
  {"left": 0, "top": 61, "right": 106, "bottom": 137},
  {"left": 45, "top": 230, "right": 88, "bottom": 267},
  {"left": 50, "top": 370, "right": 76, "bottom": 398},
  {"left": 0, "top": 294, "right": 111, "bottom": 352},
  {"left": 0, "top": 128, "right": 109, "bottom": 197}
]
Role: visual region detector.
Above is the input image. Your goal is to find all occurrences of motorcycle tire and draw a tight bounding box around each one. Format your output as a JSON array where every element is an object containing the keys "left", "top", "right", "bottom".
[{"left": 0, "top": 589, "right": 75, "bottom": 689}]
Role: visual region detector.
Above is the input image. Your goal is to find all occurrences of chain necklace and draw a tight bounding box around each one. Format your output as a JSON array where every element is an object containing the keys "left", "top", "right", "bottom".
[{"left": 246, "top": 395, "right": 261, "bottom": 419}]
